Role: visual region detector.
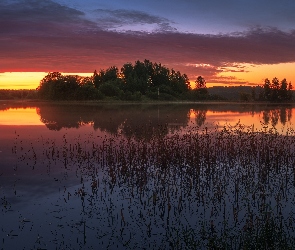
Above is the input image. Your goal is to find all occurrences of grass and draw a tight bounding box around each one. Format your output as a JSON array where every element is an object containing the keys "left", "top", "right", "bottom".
[{"left": 10, "top": 122, "right": 295, "bottom": 249}]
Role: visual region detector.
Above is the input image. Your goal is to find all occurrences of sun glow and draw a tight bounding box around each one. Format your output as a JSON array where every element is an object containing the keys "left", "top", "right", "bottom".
[
  {"left": 212, "top": 62, "right": 295, "bottom": 86},
  {"left": 0, "top": 72, "right": 93, "bottom": 90},
  {"left": 1, "top": 62, "right": 294, "bottom": 90}
]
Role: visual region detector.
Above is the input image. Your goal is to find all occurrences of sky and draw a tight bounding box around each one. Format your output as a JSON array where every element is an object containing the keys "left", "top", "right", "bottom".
[{"left": 1, "top": 0, "right": 295, "bottom": 89}]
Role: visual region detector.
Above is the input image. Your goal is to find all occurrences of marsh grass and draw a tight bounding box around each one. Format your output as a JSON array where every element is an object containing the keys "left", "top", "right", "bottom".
[{"left": 10, "top": 123, "right": 295, "bottom": 249}]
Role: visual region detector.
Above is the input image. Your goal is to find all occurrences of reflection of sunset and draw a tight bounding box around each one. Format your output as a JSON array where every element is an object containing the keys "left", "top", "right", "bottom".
[
  {"left": 205, "top": 111, "right": 262, "bottom": 128},
  {"left": 0, "top": 108, "right": 43, "bottom": 125},
  {"left": 189, "top": 108, "right": 294, "bottom": 132},
  {"left": 1, "top": 105, "right": 294, "bottom": 134},
  {"left": 189, "top": 109, "right": 196, "bottom": 118}
]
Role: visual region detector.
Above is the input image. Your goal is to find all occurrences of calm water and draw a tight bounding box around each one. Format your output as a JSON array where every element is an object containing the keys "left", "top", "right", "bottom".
[{"left": 1, "top": 103, "right": 295, "bottom": 249}]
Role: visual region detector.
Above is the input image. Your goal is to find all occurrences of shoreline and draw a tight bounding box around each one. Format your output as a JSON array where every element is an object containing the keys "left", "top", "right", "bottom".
[
  {"left": 1, "top": 99, "right": 295, "bottom": 108},
  {"left": 1, "top": 99, "right": 295, "bottom": 106}
]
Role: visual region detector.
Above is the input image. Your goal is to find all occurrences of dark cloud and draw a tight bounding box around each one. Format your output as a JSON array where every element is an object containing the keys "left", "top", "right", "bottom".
[
  {"left": 1, "top": 27, "right": 295, "bottom": 79},
  {"left": 93, "top": 9, "right": 176, "bottom": 32},
  {"left": 1, "top": 1, "right": 295, "bottom": 85},
  {"left": 0, "top": 0, "right": 95, "bottom": 35},
  {"left": 0, "top": 0, "right": 84, "bottom": 20}
]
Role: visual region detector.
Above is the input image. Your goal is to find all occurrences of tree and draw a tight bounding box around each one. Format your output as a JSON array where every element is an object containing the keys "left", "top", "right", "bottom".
[
  {"left": 263, "top": 78, "right": 271, "bottom": 100},
  {"left": 93, "top": 66, "right": 119, "bottom": 89},
  {"left": 262, "top": 77, "right": 292, "bottom": 102},
  {"left": 37, "top": 72, "right": 103, "bottom": 100},
  {"left": 239, "top": 92, "right": 251, "bottom": 102},
  {"left": 279, "top": 78, "right": 288, "bottom": 101},
  {"left": 270, "top": 77, "right": 280, "bottom": 101},
  {"left": 104, "top": 66, "right": 119, "bottom": 82},
  {"left": 169, "top": 70, "right": 191, "bottom": 94},
  {"left": 121, "top": 63, "right": 134, "bottom": 81},
  {"left": 37, "top": 60, "right": 206, "bottom": 101},
  {"left": 288, "top": 82, "right": 293, "bottom": 100},
  {"left": 76, "top": 77, "right": 102, "bottom": 100},
  {"left": 121, "top": 61, "right": 150, "bottom": 94},
  {"left": 251, "top": 87, "right": 256, "bottom": 101},
  {"left": 195, "top": 76, "right": 208, "bottom": 95},
  {"left": 37, "top": 72, "right": 80, "bottom": 100},
  {"left": 120, "top": 59, "right": 190, "bottom": 97}
]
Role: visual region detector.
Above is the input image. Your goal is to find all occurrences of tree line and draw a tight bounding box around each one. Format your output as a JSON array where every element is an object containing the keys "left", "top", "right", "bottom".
[
  {"left": 260, "top": 77, "right": 293, "bottom": 102},
  {"left": 36, "top": 59, "right": 217, "bottom": 101},
  {"left": 2, "top": 59, "right": 290, "bottom": 102},
  {"left": 238, "top": 78, "right": 293, "bottom": 102},
  {"left": 0, "top": 89, "right": 37, "bottom": 100}
]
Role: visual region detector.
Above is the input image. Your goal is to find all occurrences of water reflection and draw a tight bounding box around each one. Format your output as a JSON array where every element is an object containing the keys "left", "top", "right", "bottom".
[
  {"left": 2, "top": 122, "right": 295, "bottom": 249},
  {"left": 1, "top": 103, "right": 294, "bottom": 134},
  {"left": 1, "top": 103, "right": 295, "bottom": 249},
  {"left": 193, "top": 109, "right": 207, "bottom": 126},
  {"left": 35, "top": 103, "right": 295, "bottom": 136},
  {"left": 36, "top": 104, "right": 191, "bottom": 138},
  {"left": 262, "top": 107, "right": 292, "bottom": 126}
]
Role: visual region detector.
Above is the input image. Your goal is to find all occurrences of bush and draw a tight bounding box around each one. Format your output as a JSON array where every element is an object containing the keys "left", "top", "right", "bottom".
[
  {"left": 99, "top": 82, "right": 121, "bottom": 97},
  {"left": 121, "top": 91, "right": 142, "bottom": 101}
]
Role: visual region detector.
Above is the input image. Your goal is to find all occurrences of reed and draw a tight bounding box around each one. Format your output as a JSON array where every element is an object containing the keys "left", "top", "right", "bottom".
[{"left": 11, "top": 123, "right": 295, "bottom": 249}]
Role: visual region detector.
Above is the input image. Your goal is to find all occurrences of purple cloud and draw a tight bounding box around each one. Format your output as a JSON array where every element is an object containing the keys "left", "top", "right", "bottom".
[{"left": 1, "top": 0, "right": 295, "bottom": 85}]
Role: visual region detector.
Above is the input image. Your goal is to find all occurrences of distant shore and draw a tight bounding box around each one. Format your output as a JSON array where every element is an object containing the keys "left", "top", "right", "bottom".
[{"left": 1, "top": 99, "right": 295, "bottom": 107}]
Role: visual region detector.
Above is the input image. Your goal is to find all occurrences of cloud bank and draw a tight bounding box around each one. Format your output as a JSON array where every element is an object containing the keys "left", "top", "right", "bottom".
[{"left": 1, "top": 0, "right": 295, "bottom": 84}]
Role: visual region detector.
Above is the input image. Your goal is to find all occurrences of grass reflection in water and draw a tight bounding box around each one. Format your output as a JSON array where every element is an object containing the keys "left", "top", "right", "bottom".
[{"left": 7, "top": 123, "right": 295, "bottom": 249}]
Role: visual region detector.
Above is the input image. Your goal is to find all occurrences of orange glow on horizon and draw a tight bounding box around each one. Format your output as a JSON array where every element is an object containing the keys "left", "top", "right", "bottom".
[
  {"left": 209, "top": 62, "right": 295, "bottom": 87},
  {"left": 1, "top": 62, "right": 294, "bottom": 90},
  {"left": 0, "top": 72, "right": 93, "bottom": 90}
]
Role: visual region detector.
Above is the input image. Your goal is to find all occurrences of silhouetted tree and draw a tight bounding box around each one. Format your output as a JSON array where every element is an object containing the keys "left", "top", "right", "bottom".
[
  {"left": 0, "top": 89, "right": 37, "bottom": 100},
  {"left": 239, "top": 92, "right": 251, "bottom": 102},
  {"left": 251, "top": 87, "right": 256, "bottom": 101},
  {"left": 38, "top": 72, "right": 102, "bottom": 100},
  {"left": 92, "top": 66, "right": 120, "bottom": 89},
  {"left": 37, "top": 72, "right": 80, "bottom": 100},
  {"left": 36, "top": 61, "right": 222, "bottom": 101},
  {"left": 263, "top": 78, "right": 271, "bottom": 100},
  {"left": 120, "top": 60, "right": 190, "bottom": 99},
  {"left": 195, "top": 76, "right": 208, "bottom": 95},
  {"left": 262, "top": 77, "right": 292, "bottom": 102},
  {"left": 121, "top": 61, "right": 149, "bottom": 94}
]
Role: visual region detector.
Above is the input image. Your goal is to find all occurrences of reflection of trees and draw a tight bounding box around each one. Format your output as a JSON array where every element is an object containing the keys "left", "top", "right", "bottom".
[
  {"left": 36, "top": 106, "right": 81, "bottom": 130},
  {"left": 271, "top": 110, "right": 279, "bottom": 127},
  {"left": 261, "top": 106, "right": 292, "bottom": 126},
  {"left": 36, "top": 104, "right": 191, "bottom": 138},
  {"left": 0, "top": 103, "right": 36, "bottom": 111},
  {"left": 2, "top": 103, "right": 294, "bottom": 133},
  {"left": 119, "top": 106, "right": 190, "bottom": 139},
  {"left": 262, "top": 111, "right": 270, "bottom": 125},
  {"left": 193, "top": 109, "right": 207, "bottom": 126}
]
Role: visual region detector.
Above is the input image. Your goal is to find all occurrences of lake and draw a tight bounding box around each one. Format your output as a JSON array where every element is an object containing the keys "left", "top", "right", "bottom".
[{"left": 1, "top": 102, "right": 295, "bottom": 249}]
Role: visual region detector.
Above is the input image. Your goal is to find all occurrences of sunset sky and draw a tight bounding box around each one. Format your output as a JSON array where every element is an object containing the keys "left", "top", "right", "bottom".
[{"left": 1, "top": 0, "right": 295, "bottom": 89}]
